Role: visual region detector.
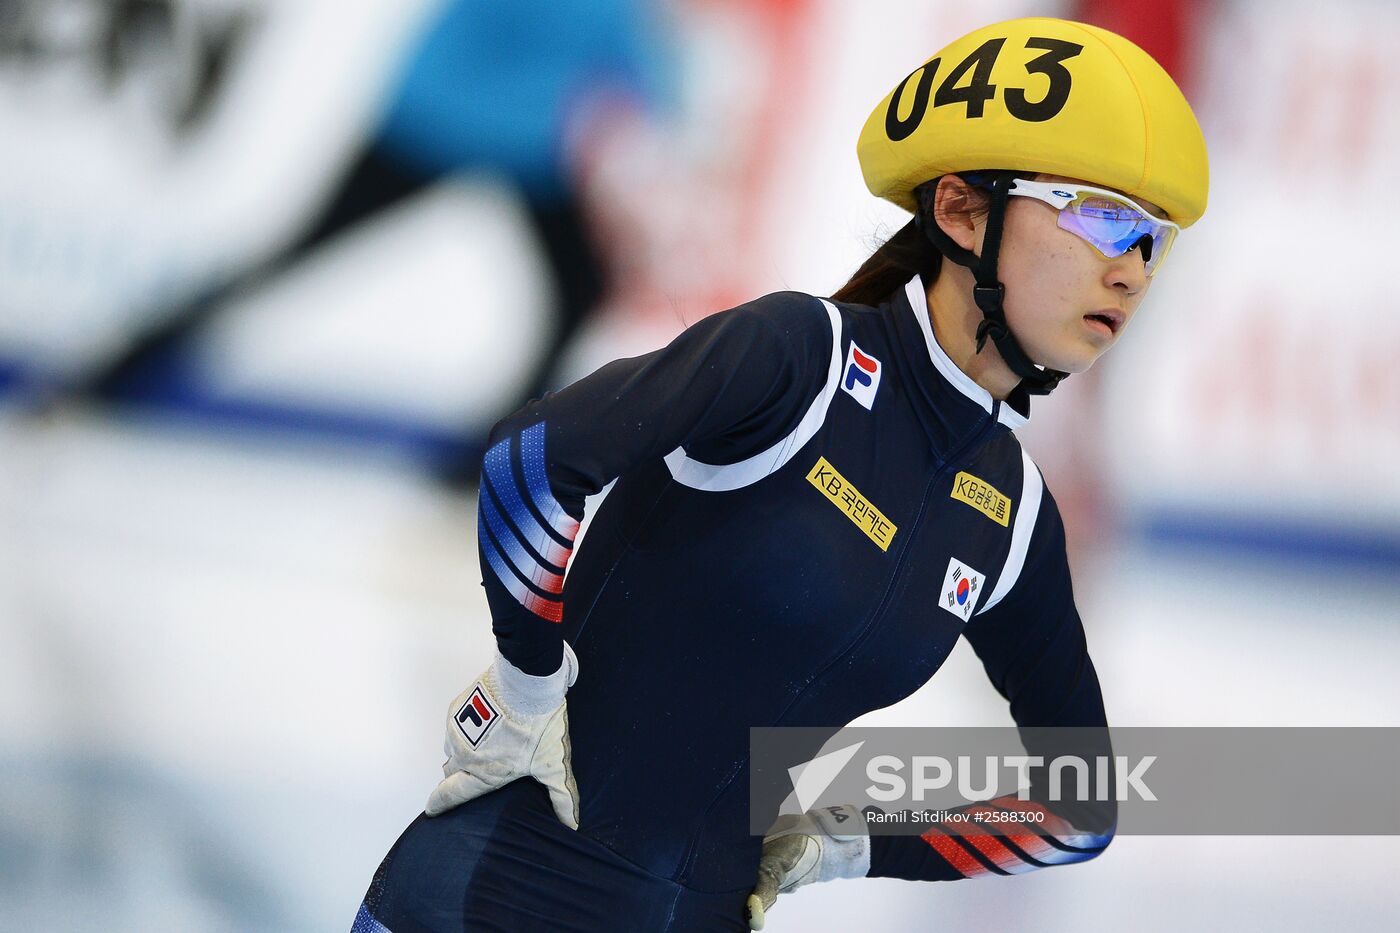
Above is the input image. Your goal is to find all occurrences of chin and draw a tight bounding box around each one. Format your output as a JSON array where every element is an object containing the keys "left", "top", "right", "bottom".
[{"left": 1034, "top": 346, "right": 1102, "bottom": 375}]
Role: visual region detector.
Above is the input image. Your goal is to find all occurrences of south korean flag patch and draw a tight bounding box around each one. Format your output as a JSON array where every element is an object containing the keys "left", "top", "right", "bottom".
[
  {"left": 453, "top": 685, "right": 501, "bottom": 748},
  {"left": 940, "top": 557, "right": 985, "bottom": 623}
]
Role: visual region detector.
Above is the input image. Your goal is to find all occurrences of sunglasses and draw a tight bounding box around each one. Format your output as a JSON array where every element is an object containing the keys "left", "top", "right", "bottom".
[{"left": 1006, "top": 178, "right": 1180, "bottom": 277}]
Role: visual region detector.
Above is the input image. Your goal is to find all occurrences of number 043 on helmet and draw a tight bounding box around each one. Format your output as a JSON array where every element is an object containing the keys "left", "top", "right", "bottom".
[{"left": 858, "top": 17, "right": 1209, "bottom": 228}]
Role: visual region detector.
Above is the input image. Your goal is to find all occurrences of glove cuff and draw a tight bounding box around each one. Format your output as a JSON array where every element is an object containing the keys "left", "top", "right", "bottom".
[
  {"left": 811, "top": 805, "right": 872, "bottom": 880},
  {"left": 490, "top": 642, "right": 579, "bottom": 716}
]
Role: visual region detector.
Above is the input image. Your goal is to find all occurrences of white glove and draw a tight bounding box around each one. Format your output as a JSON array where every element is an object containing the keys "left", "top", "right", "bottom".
[
  {"left": 425, "top": 642, "right": 581, "bottom": 828},
  {"left": 746, "top": 804, "right": 871, "bottom": 930}
]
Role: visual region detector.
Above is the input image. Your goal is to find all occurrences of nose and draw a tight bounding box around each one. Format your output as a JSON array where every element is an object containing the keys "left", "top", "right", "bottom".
[{"left": 1105, "top": 248, "right": 1148, "bottom": 295}]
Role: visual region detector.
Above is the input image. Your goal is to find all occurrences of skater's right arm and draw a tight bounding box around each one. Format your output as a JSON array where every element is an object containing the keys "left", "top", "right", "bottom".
[
  {"left": 429, "top": 292, "right": 835, "bottom": 823},
  {"left": 475, "top": 290, "right": 834, "bottom": 675}
]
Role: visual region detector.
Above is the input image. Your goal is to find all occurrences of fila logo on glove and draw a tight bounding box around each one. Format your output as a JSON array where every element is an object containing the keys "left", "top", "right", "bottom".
[
  {"left": 454, "top": 687, "right": 500, "bottom": 747},
  {"left": 842, "top": 342, "right": 882, "bottom": 410}
]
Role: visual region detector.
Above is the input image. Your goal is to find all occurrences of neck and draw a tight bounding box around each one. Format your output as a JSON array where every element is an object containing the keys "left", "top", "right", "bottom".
[{"left": 925, "top": 271, "right": 1020, "bottom": 401}]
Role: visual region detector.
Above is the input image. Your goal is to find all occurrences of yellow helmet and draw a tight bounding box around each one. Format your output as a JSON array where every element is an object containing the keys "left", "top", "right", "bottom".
[{"left": 857, "top": 17, "right": 1208, "bottom": 226}]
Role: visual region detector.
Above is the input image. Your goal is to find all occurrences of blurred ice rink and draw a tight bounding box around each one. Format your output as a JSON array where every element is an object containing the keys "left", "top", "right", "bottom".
[
  {"left": 2, "top": 0, "right": 1397, "bottom": 930},
  {"left": 2, "top": 408, "right": 1395, "bottom": 931}
]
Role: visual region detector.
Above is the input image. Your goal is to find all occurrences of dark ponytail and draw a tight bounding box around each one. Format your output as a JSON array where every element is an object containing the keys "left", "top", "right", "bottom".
[
  {"left": 829, "top": 218, "right": 941, "bottom": 305},
  {"left": 830, "top": 173, "right": 996, "bottom": 306}
]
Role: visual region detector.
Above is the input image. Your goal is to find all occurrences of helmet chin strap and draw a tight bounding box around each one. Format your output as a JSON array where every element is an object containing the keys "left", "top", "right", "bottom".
[{"left": 915, "top": 175, "right": 1067, "bottom": 396}]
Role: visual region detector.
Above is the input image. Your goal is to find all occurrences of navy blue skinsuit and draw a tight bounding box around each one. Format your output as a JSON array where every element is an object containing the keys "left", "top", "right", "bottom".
[{"left": 355, "top": 276, "right": 1113, "bottom": 932}]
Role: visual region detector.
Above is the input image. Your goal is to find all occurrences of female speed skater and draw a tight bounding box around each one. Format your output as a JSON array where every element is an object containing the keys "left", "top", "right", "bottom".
[{"left": 353, "top": 16, "right": 1208, "bottom": 933}]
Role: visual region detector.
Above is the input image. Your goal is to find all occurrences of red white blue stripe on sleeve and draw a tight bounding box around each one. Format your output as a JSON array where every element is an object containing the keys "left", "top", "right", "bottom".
[
  {"left": 479, "top": 483, "right": 567, "bottom": 594},
  {"left": 478, "top": 424, "right": 578, "bottom": 623},
  {"left": 519, "top": 423, "right": 581, "bottom": 541},
  {"left": 917, "top": 796, "right": 1113, "bottom": 878},
  {"left": 352, "top": 903, "right": 391, "bottom": 933}
]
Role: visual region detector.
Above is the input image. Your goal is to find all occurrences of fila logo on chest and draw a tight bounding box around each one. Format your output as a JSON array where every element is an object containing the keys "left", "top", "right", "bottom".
[{"left": 841, "top": 341, "right": 882, "bottom": 410}]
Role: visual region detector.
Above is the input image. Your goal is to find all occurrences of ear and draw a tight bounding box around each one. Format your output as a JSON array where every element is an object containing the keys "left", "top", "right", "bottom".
[{"left": 931, "top": 175, "right": 983, "bottom": 254}]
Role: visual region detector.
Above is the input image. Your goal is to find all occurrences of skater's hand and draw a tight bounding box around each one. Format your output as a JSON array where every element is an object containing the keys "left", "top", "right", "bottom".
[
  {"left": 426, "top": 643, "right": 581, "bottom": 829},
  {"left": 746, "top": 805, "right": 870, "bottom": 930}
]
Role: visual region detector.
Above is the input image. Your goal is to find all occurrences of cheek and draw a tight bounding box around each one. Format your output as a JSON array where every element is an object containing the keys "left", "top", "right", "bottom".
[{"left": 997, "top": 220, "right": 1082, "bottom": 326}]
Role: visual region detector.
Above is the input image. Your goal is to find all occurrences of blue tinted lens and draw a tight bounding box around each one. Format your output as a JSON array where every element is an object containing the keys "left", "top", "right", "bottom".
[{"left": 1057, "top": 194, "right": 1176, "bottom": 274}]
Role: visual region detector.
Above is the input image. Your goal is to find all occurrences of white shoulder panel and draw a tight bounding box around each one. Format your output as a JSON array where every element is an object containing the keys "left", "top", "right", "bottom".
[
  {"left": 664, "top": 299, "right": 843, "bottom": 492},
  {"left": 976, "top": 448, "right": 1044, "bottom": 615}
]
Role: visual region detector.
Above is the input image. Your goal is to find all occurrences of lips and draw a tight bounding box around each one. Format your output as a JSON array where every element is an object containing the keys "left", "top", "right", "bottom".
[{"left": 1083, "top": 309, "right": 1125, "bottom": 335}]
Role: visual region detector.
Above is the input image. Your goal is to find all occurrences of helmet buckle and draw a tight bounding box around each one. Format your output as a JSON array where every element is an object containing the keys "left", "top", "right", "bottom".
[{"left": 973, "top": 283, "right": 1004, "bottom": 316}]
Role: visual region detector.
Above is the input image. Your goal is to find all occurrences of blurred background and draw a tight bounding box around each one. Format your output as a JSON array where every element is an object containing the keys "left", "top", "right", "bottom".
[{"left": 0, "top": 0, "right": 1396, "bottom": 929}]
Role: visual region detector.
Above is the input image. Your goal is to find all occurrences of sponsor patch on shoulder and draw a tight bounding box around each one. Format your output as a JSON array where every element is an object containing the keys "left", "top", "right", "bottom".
[
  {"left": 841, "top": 341, "right": 882, "bottom": 410},
  {"left": 950, "top": 471, "right": 1012, "bottom": 527},
  {"left": 454, "top": 686, "right": 500, "bottom": 747},
  {"left": 806, "top": 456, "right": 897, "bottom": 551},
  {"left": 939, "top": 557, "right": 985, "bottom": 622}
]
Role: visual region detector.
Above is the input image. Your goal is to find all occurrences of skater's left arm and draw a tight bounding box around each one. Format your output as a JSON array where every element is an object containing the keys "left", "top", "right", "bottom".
[
  {"left": 867, "top": 485, "right": 1116, "bottom": 883},
  {"left": 747, "top": 486, "right": 1115, "bottom": 927}
]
